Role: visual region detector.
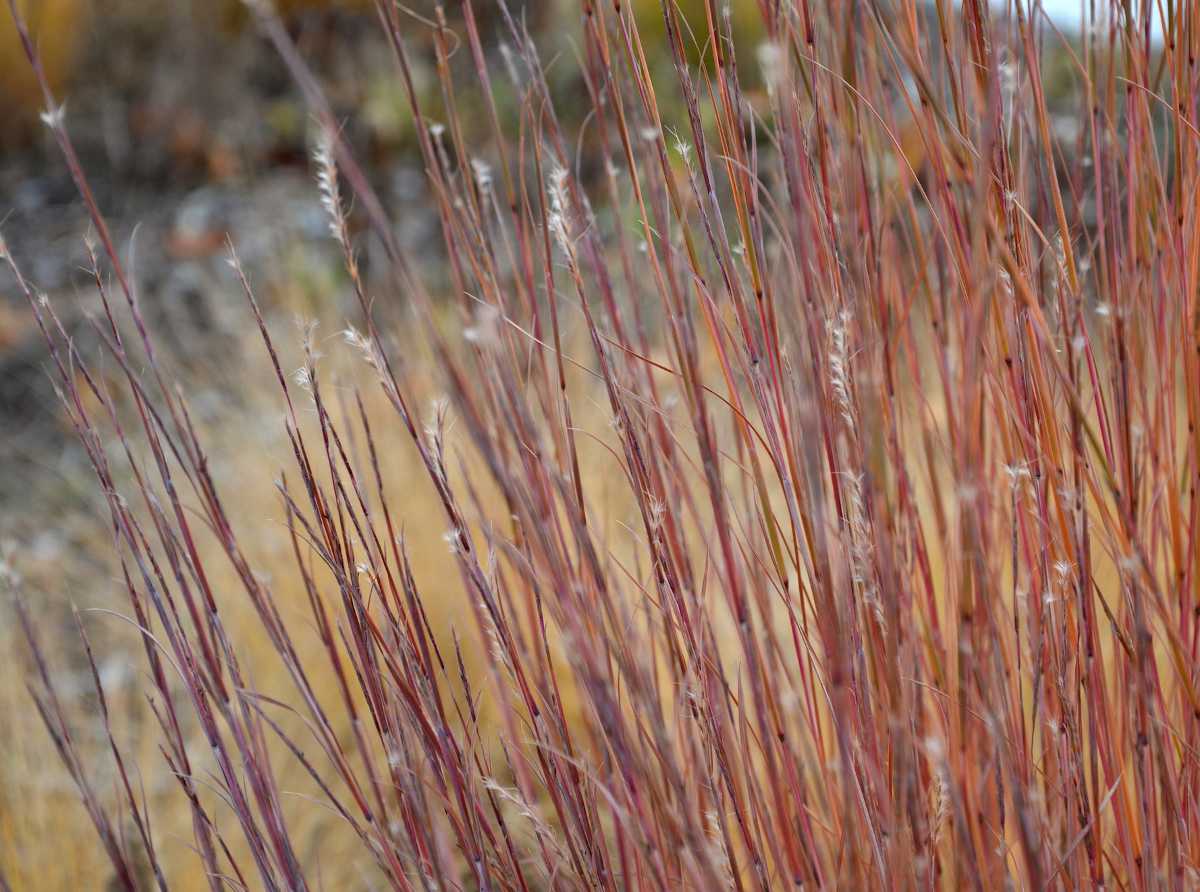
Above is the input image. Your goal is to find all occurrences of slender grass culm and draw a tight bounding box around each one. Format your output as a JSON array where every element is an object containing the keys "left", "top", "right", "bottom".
[{"left": 4, "top": 0, "right": 1200, "bottom": 888}]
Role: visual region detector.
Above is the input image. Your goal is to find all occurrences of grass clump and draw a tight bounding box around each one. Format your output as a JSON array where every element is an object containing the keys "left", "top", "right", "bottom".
[{"left": 4, "top": 0, "right": 1199, "bottom": 888}]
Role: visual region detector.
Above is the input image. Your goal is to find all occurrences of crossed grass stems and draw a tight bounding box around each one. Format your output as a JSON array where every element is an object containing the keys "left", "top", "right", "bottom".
[{"left": 4, "top": 0, "right": 1199, "bottom": 888}]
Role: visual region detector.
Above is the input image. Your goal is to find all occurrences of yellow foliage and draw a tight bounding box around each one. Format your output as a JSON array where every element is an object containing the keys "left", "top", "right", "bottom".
[
  {"left": 0, "top": 0, "right": 378, "bottom": 129},
  {"left": 0, "top": 0, "right": 85, "bottom": 128},
  {"left": 632, "top": 0, "right": 765, "bottom": 68}
]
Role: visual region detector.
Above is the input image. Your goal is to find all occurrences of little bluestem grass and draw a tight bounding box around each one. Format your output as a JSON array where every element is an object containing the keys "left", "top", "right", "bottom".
[{"left": 6, "top": 0, "right": 1200, "bottom": 888}]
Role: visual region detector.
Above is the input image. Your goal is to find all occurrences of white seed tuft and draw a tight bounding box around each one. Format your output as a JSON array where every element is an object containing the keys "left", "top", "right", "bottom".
[
  {"left": 827, "top": 311, "right": 855, "bottom": 429},
  {"left": 471, "top": 157, "right": 493, "bottom": 193},
  {"left": 757, "top": 41, "right": 785, "bottom": 89},
  {"left": 40, "top": 103, "right": 66, "bottom": 130},
  {"left": 292, "top": 366, "right": 312, "bottom": 392},
  {"left": 463, "top": 303, "right": 501, "bottom": 346},
  {"left": 312, "top": 132, "right": 346, "bottom": 242},
  {"left": 547, "top": 165, "right": 572, "bottom": 256}
]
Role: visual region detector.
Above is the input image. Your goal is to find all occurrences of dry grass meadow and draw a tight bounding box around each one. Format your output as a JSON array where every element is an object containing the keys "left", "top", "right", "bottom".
[{"left": 2, "top": 0, "right": 1199, "bottom": 889}]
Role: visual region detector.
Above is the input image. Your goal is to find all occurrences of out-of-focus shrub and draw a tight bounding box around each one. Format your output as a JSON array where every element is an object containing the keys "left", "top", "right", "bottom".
[
  {"left": 1, "top": 0, "right": 384, "bottom": 135},
  {"left": 0, "top": 0, "right": 85, "bottom": 133}
]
